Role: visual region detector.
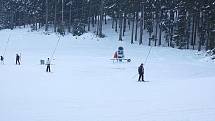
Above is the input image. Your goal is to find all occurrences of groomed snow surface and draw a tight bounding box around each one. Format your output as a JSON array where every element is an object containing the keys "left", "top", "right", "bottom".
[{"left": 0, "top": 26, "right": 215, "bottom": 121}]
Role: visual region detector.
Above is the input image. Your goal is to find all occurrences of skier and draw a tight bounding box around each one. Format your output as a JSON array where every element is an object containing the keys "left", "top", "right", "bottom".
[
  {"left": 138, "top": 63, "right": 144, "bottom": 81},
  {"left": 15, "top": 53, "right": 21, "bottom": 65},
  {"left": 0, "top": 56, "right": 4, "bottom": 64},
  {"left": 46, "top": 58, "right": 51, "bottom": 72}
]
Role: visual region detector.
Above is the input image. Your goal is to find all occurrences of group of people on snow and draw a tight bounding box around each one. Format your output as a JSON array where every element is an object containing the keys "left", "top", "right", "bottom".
[
  {"left": 0, "top": 53, "right": 21, "bottom": 65},
  {"left": 1, "top": 48, "right": 145, "bottom": 80},
  {"left": 1, "top": 54, "right": 52, "bottom": 73}
]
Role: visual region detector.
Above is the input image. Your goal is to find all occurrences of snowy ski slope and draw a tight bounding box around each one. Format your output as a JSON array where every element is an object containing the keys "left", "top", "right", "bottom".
[{"left": 0, "top": 27, "right": 215, "bottom": 121}]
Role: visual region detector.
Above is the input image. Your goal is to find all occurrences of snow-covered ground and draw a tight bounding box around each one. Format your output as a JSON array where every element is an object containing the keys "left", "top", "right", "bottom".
[{"left": 0, "top": 25, "right": 215, "bottom": 121}]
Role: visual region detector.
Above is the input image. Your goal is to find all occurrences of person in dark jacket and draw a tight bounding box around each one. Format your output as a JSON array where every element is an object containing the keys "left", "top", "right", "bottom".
[
  {"left": 0, "top": 56, "right": 4, "bottom": 64},
  {"left": 138, "top": 63, "right": 144, "bottom": 81},
  {"left": 15, "top": 53, "right": 20, "bottom": 65}
]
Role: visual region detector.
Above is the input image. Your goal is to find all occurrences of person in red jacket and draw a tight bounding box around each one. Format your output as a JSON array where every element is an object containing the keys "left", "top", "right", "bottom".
[{"left": 113, "top": 51, "right": 118, "bottom": 59}]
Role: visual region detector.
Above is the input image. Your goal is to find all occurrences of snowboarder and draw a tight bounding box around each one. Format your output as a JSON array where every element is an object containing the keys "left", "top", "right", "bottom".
[
  {"left": 46, "top": 58, "right": 51, "bottom": 72},
  {"left": 138, "top": 63, "right": 144, "bottom": 81},
  {"left": 0, "top": 56, "right": 4, "bottom": 64},
  {"left": 15, "top": 53, "right": 21, "bottom": 65}
]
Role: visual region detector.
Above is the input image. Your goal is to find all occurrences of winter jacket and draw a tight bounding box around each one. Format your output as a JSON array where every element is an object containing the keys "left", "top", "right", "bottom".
[
  {"left": 16, "top": 54, "right": 20, "bottom": 60},
  {"left": 46, "top": 59, "right": 51, "bottom": 65},
  {"left": 113, "top": 51, "right": 118, "bottom": 58},
  {"left": 138, "top": 65, "right": 144, "bottom": 74},
  {"left": 0, "top": 56, "right": 3, "bottom": 61}
]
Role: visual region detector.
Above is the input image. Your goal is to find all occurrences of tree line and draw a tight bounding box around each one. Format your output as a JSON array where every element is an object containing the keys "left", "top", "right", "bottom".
[{"left": 0, "top": 0, "right": 215, "bottom": 51}]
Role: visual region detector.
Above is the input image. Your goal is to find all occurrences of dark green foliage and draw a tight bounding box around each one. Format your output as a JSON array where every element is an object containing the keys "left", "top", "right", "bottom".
[
  {"left": 72, "top": 19, "right": 86, "bottom": 36},
  {"left": 0, "top": 0, "right": 214, "bottom": 50}
]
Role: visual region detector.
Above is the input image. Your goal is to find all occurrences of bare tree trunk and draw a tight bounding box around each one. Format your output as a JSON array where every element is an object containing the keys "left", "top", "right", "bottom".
[
  {"left": 96, "top": 16, "right": 99, "bottom": 35},
  {"left": 104, "top": 12, "right": 107, "bottom": 24},
  {"left": 45, "top": 0, "right": 48, "bottom": 31},
  {"left": 98, "top": 0, "right": 103, "bottom": 37},
  {"left": 68, "top": 5, "right": 72, "bottom": 33},
  {"left": 10, "top": 12, "right": 14, "bottom": 30},
  {"left": 123, "top": 13, "right": 127, "bottom": 36},
  {"left": 205, "top": 17, "right": 210, "bottom": 50},
  {"left": 35, "top": 16, "right": 37, "bottom": 31},
  {"left": 139, "top": 3, "right": 144, "bottom": 45},
  {"left": 191, "top": 15, "right": 195, "bottom": 48},
  {"left": 88, "top": 0, "right": 91, "bottom": 31},
  {"left": 135, "top": 11, "right": 138, "bottom": 41},
  {"left": 119, "top": 10, "right": 123, "bottom": 41},
  {"left": 131, "top": 11, "right": 135, "bottom": 44},
  {"left": 198, "top": 12, "right": 203, "bottom": 51},
  {"left": 92, "top": 14, "right": 95, "bottom": 27},
  {"left": 128, "top": 19, "right": 131, "bottom": 30},
  {"left": 112, "top": 11, "right": 114, "bottom": 29},
  {"left": 170, "top": 10, "right": 174, "bottom": 46},
  {"left": 112, "top": 17, "right": 114, "bottom": 29},
  {"left": 54, "top": 0, "right": 57, "bottom": 32},
  {"left": 155, "top": 14, "right": 158, "bottom": 46},
  {"left": 115, "top": 13, "right": 118, "bottom": 32},
  {"left": 61, "top": 0, "right": 64, "bottom": 24},
  {"left": 148, "top": 32, "right": 152, "bottom": 46},
  {"left": 193, "top": 15, "right": 198, "bottom": 50},
  {"left": 95, "top": 15, "right": 97, "bottom": 24},
  {"left": 158, "top": 23, "right": 162, "bottom": 45},
  {"left": 186, "top": 12, "right": 191, "bottom": 49},
  {"left": 61, "top": 0, "right": 65, "bottom": 34}
]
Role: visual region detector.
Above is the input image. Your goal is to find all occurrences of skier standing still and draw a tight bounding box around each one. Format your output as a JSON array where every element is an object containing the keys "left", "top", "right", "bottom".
[
  {"left": 138, "top": 63, "right": 144, "bottom": 81},
  {"left": 0, "top": 56, "right": 4, "bottom": 64},
  {"left": 15, "top": 54, "right": 21, "bottom": 65},
  {"left": 46, "top": 58, "right": 51, "bottom": 72}
]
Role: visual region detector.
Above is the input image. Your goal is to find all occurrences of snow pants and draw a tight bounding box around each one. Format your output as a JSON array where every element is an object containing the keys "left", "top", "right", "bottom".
[
  {"left": 46, "top": 64, "right": 51, "bottom": 72},
  {"left": 138, "top": 73, "right": 144, "bottom": 81}
]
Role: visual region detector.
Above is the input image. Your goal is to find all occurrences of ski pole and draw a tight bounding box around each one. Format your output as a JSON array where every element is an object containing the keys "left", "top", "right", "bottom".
[
  {"left": 3, "top": 34, "right": 11, "bottom": 57},
  {"left": 50, "top": 35, "right": 61, "bottom": 61},
  {"left": 131, "top": 46, "right": 152, "bottom": 79},
  {"left": 144, "top": 46, "right": 153, "bottom": 65}
]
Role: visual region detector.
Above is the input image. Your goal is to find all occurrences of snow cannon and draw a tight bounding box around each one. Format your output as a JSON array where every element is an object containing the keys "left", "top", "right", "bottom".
[{"left": 118, "top": 46, "right": 124, "bottom": 62}]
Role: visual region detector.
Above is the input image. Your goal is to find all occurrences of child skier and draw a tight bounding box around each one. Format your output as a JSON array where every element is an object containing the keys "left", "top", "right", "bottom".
[{"left": 138, "top": 63, "right": 144, "bottom": 81}]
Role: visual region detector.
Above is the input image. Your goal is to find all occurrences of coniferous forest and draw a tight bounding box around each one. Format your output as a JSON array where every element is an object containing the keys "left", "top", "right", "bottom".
[{"left": 0, "top": 0, "right": 215, "bottom": 51}]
